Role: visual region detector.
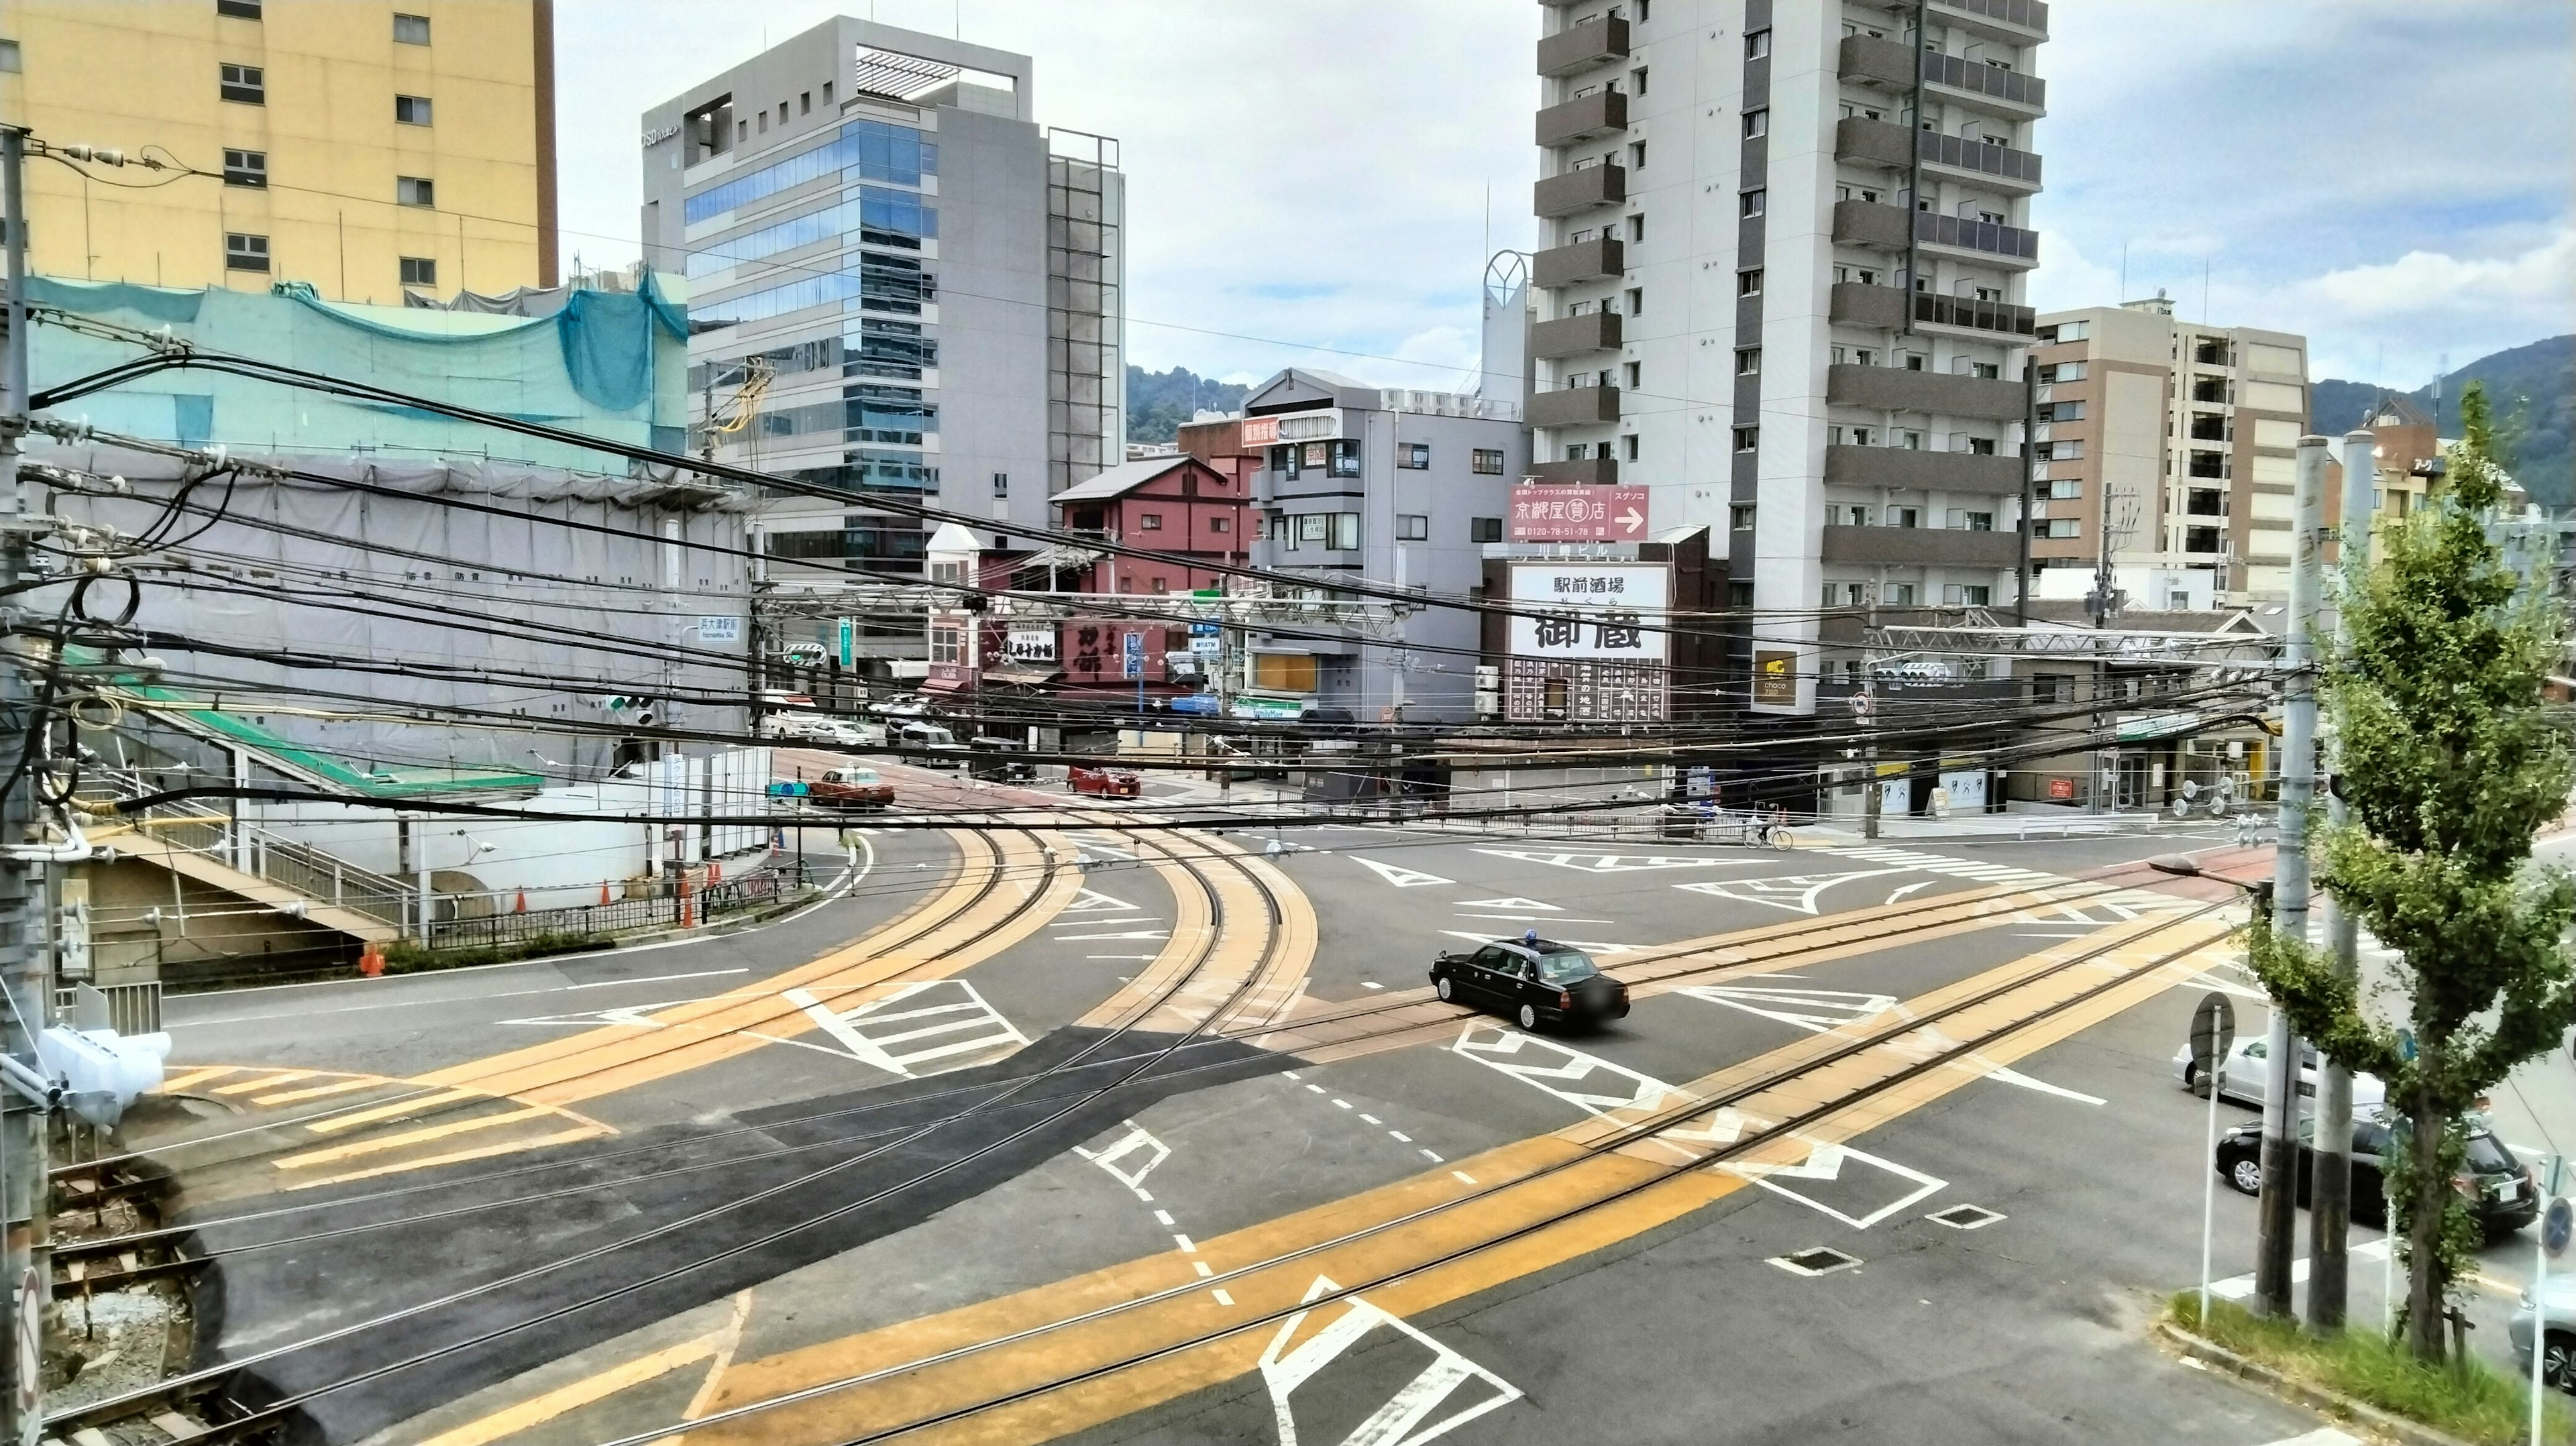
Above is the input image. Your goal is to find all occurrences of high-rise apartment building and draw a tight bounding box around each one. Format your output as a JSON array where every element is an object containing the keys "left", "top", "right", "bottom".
[
  {"left": 641, "top": 17, "right": 1123, "bottom": 640},
  {"left": 0, "top": 0, "right": 556, "bottom": 301},
  {"left": 1531, "top": 0, "right": 2047, "bottom": 714},
  {"left": 2026, "top": 296, "right": 2309, "bottom": 608}
]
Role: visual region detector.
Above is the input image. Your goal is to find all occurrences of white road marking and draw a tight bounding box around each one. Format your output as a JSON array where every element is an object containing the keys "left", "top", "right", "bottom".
[
  {"left": 1452, "top": 1171, "right": 1477, "bottom": 1185},
  {"left": 1072, "top": 1119, "right": 1172, "bottom": 1197},
  {"left": 1672, "top": 867, "right": 1917, "bottom": 915},
  {"left": 1173, "top": 1233, "right": 1196, "bottom": 1252},
  {"left": 1456, "top": 914, "right": 1619, "bottom": 924},
  {"left": 1361, "top": 982, "right": 1385, "bottom": 989},
  {"left": 1453, "top": 896, "right": 1561, "bottom": 912},
  {"left": 1473, "top": 849, "right": 1756, "bottom": 875},
  {"left": 1673, "top": 986, "right": 2103, "bottom": 1105},
  {"left": 1152, "top": 1210, "right": 1174, "bottom": 1226},
  {"left": 1438, "top": 929, "right": 1635, "bottom": 954},
  {"left": 1360, "top": 1114, "right": 1382, "bottom": 1125},
  {"left": 783, "top": 980, "right": 1029, "bottom": 1078},
  {"left": 2257, "top": 1432, "right": 2363, "bottom": 1446},
  {"left": 1352, "top": 856, "right": 1455, "bottom": 888},
  {"left": 1259, "top": 1275, "right": 1523, "bottom": 1446},
  {"left": 1885, "top": 881, "right": 1935, "bottom": 904},
  {"left": 2208, "top": 1239, "right": 2391, "bottom": 1300},
  {"left": 1054, "top": 930, "right": 1173, "bottom": 940},
  {"left": 1212, "top": 1288, "right": 1235, "bottom": 1306},
  {"left": 1719, "top": 1142, "right": 1947, "bottom": 1229}
]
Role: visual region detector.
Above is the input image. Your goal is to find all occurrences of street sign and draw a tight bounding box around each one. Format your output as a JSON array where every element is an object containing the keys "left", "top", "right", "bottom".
[
  {"left": 696, "top": 615, "right": 743, "bottom": 643},
  {"left": 837, "top": 616, "right": 856, "bottom": 669},
  {"left": 1506, "top": 484, "right": 1651, "bottom": 543},
  {"left": 1122, "top": 630, "right": 1145, "bottom": 679},
  {"left": 2188, "top": 991, "right": 2237, "bottom": 1080},
  {"left": 1848, "top": 691, "right": 1872, "bottom": 717},
  {"left": 1189, "top": 636, "right": 1222, "bottom": 658},
  {"left": 2545, "top": 1197, "right": 2572, "bottom": 1260},
  {"left": 1189, "top": 620, "right": 1222, "bottom": 636},
  {"left": 1169, "top": 695, "right": 1220, "bottom": 716}
]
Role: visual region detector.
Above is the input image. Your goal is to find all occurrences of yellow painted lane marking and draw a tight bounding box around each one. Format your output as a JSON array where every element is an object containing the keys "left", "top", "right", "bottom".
[
  {"left": 274, "top": 1105, "right": 557, "bottom": 1170},
  {"left": 251, "top": 1076, "right": 387, "bottom": 1107},
  {"left": 413, "top": 1290, "right": 755, "bottom": 1446},
  {"left": 155, "top": 1066, "right": 237, "bottom": 1094},
  {"left": 680, "top": 909, "right": 2243, "bottom": 1446},
  {"left": 290, "top": 1126, "right": 612, "bottom": 1190},
  {"left": 212, "top": 1070, "right": 315, "bottom": 1095},
  {"left": 303, "top": 1087, "right": 484, "bottom": 1134}
]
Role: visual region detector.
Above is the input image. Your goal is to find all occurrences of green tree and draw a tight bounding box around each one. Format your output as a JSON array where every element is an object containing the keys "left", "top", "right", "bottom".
[{"left": 2248, "top": 382, "right": 2576, "bottom": 1361}]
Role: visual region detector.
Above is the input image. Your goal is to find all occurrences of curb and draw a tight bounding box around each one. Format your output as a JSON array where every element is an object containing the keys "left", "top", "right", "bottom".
[{"left": 2154, "top": 1320, "right": 2479, "bottom": 1446}]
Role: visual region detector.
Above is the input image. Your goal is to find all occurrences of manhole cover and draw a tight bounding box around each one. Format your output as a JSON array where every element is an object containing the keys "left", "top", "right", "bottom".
[
  {"left": 1927, "top": 1203, "right": 2004, "bottom": 1230},
  {"left": 1769, "top": 1245, "right": 1861, "bottom": 1276}
]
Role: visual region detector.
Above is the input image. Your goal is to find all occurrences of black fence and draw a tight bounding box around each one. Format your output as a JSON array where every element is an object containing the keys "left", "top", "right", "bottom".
[{"left": 430, "top": 863, "right": 810, "bottom": 952}]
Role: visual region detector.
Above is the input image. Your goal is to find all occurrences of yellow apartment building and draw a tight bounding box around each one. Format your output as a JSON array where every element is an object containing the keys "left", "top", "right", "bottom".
[{"left": 0, "top": 0, "right": 555, "bottom": 302}]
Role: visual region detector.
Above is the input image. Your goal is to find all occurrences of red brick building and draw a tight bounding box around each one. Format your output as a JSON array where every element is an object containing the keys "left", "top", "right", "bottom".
[{"left": 1051, "top": 453, "right": 1250, "bottom": 596}]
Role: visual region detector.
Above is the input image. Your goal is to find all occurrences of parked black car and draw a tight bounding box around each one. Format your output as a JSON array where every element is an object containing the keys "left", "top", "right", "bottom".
[
  {"left": 1429, "top": 935, "right": 1630, "bottom": 1032},
  {"left": 2214, "top": 1110, "right": 2540, "bottom": 1238}
]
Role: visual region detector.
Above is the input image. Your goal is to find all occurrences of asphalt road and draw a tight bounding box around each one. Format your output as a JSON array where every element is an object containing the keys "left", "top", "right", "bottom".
[{"left": 118, "top": 777, "right": 2571, "bottom": 1446}]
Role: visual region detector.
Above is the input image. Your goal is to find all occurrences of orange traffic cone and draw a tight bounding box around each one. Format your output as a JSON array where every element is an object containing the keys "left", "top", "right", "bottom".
[
  {"left": 514, "top": 889, "right": 529, "bottom": 913},
  {"left": 358, "top": 940, "right": 385, "bottom": 977},
  {"left": 678, "top": 874, "right": 694, "bottom": 928},
  {"left": 709, "top": 860, "right": 723, "bottom": 883},
  {"left": 600, "top": 882, "right": 613, "bottom": 905}
]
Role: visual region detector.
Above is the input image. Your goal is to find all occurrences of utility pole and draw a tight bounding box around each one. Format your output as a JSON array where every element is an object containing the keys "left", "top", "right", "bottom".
[
  {"left": 1, "top": 122, "right": 52, "bottom": 1446},
  {"left": 2088, "top": 465, "right": 2115, "bottom": 814},
  {"left": 2306, "top": 427, "right": 2375, "bottom": 1329},
  {"left": 1862, "top": 589, "right": 1881, "bottom": 840},
  {"left": 2256, "top": 435, "right": 2328, "bottom": 1317}
]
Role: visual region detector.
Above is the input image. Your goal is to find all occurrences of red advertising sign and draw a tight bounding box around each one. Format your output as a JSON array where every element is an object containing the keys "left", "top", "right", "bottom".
[
  {"left": 1240, "top": 416, "right": 1280, "bottom": 447},
  {"left": 1508, "top": 484, "right": 1650, "bottom": 542}
]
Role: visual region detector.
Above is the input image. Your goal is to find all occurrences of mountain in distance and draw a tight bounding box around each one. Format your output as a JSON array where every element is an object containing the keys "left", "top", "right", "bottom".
[
  {"left": 1126, "top": 366, "right": 1251, "bottom": 445},
  {"left": 2311, "top": 334, "right": 2572, "bottom": 506}
]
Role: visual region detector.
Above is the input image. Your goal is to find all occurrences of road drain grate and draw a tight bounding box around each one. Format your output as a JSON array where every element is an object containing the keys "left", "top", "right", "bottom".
[
  {"left": 1927, "top": 1203, "right": 2004, "bottom": 1230},
  {"left": 1769, "top": 1245, "right": 1862, "bottom": 1276}
]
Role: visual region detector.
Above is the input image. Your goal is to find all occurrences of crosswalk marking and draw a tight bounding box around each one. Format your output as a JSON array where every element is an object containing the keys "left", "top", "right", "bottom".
[{"left": 783, "top": 979, "right": 1029, "bottom": 1078}]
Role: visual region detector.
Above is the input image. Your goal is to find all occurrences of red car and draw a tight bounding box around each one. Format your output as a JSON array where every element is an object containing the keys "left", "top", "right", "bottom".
[{"left": 1069, "top": 765, "right": 1142, "bottom": 799}]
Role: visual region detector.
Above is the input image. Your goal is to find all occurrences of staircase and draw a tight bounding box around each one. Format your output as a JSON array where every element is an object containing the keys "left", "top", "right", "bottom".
[{"left": 83, "top": 776, "right": 417, "bottom": 946}]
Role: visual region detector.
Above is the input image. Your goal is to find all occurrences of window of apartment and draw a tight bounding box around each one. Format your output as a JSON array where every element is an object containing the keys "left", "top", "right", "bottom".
[
  {"left": 1902, "top": 352, "right": 1927, "bottom": 371},
  {"left": 1949, "top": 509, "right": 1994, "bottom": 531},
  {"left": 1397, "top": 442, "right": 1430, "bottom": 469},
  {"left": 1470, "top": 516, "right": 1503, "bottom": 543},
  {"left": 1630, "top": 66, "right": 1648, "bottom": 96},
  {"left": 1735, "top": 347, "right": 1761, "bottom": 375},
  {"left": 1745, "top": 27, "right": 1770, "bottom": 59},
  {"left": 1146, "top": 577, "right": 1169, "bottom": 594},
  {"left": 2039, "top": 360, "right": 2088, "bottom": 384},
  {"left": 396, "top": 175, "right": 435, "bottom": 207},
  {"left": 0, "top": 40, "right": 17, "bottom": 72},
  {"left": 990, "top": 471, "right": 1009, "bottom": 498},
  {"left": 1268, "top": 444, "right": 1293, "bottom": 476},
  {"left": 2031, "top": 673, "right": 2074, "bottom": 704},
  {"left": 1622, "top": 435, "right": 1640, "bottom": 461},
  {"left": 2043, "top": 478, "right": 2081, "bottom": 500},
  {"left": 2035, "top": 400, "right": 2084, "bottom": 423},
  {"left": 1397, "top": 514, "right": 1430, "bottom": 541},
  {"left": 758, "top": 110, "right": 769, "bottom": 134},
  {"left": 221, "top": 148, "right": 266, "bottom": 187},
  {"left": 2034, "top": 320, "right": 2088, "bottom": 343},
  {"left": 1944, "top": 584, "right": 1992, "bottom": 606},
  {"left": 1209, "top": 515, "right": 1230, "bottom": 534},
  {"left": 1470, "top": 448, "right": 1505, "bottom": 475},
  {"left": 737, "top": 119, "right": 749, "bottom": 142},
  {"left": 1837, "top": 505, "right": 1872, "bottom": 526},
  {"left": 1623, "top": 360, "right": 1642, "bottom": 389},
  {"left": 1627, "top": 213, "right": 1645, "bottom": 242},
  {"left": 929, "top": 625, "right": 962, "bottom": 664},
  {"left": 223, "top": 232, "right": 270, "bottom": 272},
  {"left": 1739, "top": 188, "right": 1766, "bottom": 218},
  {"left": 1733, "top": 425, "right": 1758, "bottom": 452},
  {"left": 2038, "top": 518, "right": 2080, "bottom": 539},
  {"left": 219, "top": 62, "right": 264, "bottom": 104},
  {"left": 1628, "top": 140, "right": 1646, "bottom": 170},
  {"left": 1138, "top": 513, "right": 1163, "bottom": 531},
  {"left": 1969, "top": 362, "right": 1999, "bottom": 380},
  {"left": 1296, "top": 514, "right": 1328, "bottom": 546},
  {"left": 1737, "top": 267, "right": 1762, "bottom": 296},
  {"left": 217, "top": 0, "right": 262, "bottom": 17},
  {"left": 1625, "top": 286, "right": 1644, "bottom": 317},
  {"left": 1898, "top": 429, "right": 1924, "bottom": 449},
  {"left": 1977, "top": 209, "right": 2006, "bottom": 225},
  {"left": 1890, "top": 506, "right": 1921, "bottom": 528},
  {"left": 1741, "top": 107, "right": 1768, "bottom": 139},
  {"left": 1731, "top": 505, "right": 1756, "bottom": 531},
  {"left": 399, "top": 256, "right": 436, "bottom": 288},
  {"left": 1972, "top": 286, "right": 2002, "bottom": 302},
  {"left": 392, "top": 11, "right": 429, "bottom": 44},
  {"left": 1885, "top": 583, "right": 1918, "bottom": 604},
  {"left": 394, "top": 94, "right": 432, "bottom": 125},
  {"left": 800, "top": 91, "right": 812, "bottom": 115},
  {"left": 1330, "top": 512, "right": 1361, "bottom": 550},
  {"left": 1962, "top": 436, "right": 1996, "bottom": 455},
  {"left": 1328, "top": 439, "right": 1362, "bottom": 478}
]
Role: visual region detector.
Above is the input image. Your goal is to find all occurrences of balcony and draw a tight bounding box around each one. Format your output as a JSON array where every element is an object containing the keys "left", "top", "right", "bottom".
[
  {"left": 1534, "top": 235, "right": 1623, "bottom": 288},
  {"left": 1831, "top": 199, "right": 1913, "bottom": 252},
  {"left": 1535, "top": 162, "right": 1626, "bottom": 217},
  {"left": 1821, "top": 524, "right": 2021, "bottom": 569},
  {"left": 1912, "top": 291, "right": 2037, "bottom": 340},
  {"left": 1829, "top": 282, "right": 1909, "bottom": 331},
  {"left": 1526, "top": 457, "right": 1618, "bottom": 485},
  {"left": 1527, "top": 384, "right": 1621, "bottom": 429},
  {"left": 1918, "top": 128, "right": 2043, "bottom": 191},
  {"left": 1538, "top": 16, "right": 1628, "bottom": 78},
  {"left": 1922, "top": 52, "right": 2046, "bottom": 117},
  {"left": 1531, "top": 310, "right": 1623, "bottom": 358},
  {"left": 1537, "top": 89, "right": 1627, "bottom": 147},
  {"left": 1915, "top": 211, "right": 2040, "bottom": 269},
  {"left": 1827, "top": 364, "right": 2027, "bottom": 421},
  {"left": 1838, "top": 34, "right": 1917, "bottom": 91},
  {"left": 1824, "top": 445, "right": 2025, "bottom": 494},
  {"left": 1833, "top": 115, "right": 1916, "bottom": 170},
  {"left": 1928, "top": 0, "right": 2050, "bottom": 45}
]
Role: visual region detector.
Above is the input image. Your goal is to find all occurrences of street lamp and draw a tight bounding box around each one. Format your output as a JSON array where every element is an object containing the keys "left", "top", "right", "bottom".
[{"left": 2148, "top": 851, "right": 2298, "bottom": 1319}]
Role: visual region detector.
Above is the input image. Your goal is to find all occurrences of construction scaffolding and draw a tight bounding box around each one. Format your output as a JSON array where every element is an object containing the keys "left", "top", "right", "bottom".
[{"left": 1044, "top": 128, "right": 1125, "bottom": 498}]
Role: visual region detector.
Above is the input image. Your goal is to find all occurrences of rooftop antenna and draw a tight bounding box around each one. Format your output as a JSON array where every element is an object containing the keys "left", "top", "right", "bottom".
[{"left": 2118, "top": 241, "right": 2127, "bottom": 299}]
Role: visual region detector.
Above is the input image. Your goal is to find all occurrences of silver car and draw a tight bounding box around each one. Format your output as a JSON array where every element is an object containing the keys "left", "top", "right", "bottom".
[
  {"left": 2510, "top": 1271, "right": 2575, "bottom": 1392},
  {"left": 2171, "top": 1032, "right": 2386, "bottom": 1112}
]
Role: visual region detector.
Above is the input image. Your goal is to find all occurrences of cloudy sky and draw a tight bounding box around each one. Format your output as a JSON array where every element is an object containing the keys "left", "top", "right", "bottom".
[{"left": 557, "top": 0, "right": 2573, "bottom": 391}]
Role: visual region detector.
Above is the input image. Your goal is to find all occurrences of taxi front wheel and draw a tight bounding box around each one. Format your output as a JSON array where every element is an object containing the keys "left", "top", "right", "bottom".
[{"left": 1517, "top": 1003, "right": 1539, "bottom": 1031}]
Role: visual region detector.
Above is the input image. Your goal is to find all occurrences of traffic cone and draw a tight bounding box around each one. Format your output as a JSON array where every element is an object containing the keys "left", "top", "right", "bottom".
[
  {"left": 600, "top": 882, "right": 613, "bottom": 905},
  {"left": 358, "top": 940, "right": 385, "bottom": 977},
  {"left": 678, "top": 873, "right": 694, "bottom": 928},
  {"left": 709, "top": 861, "right": 722, "bottom": 884},
  {"left": 514, "top": 889, "right": 529, "bottom": 913}
]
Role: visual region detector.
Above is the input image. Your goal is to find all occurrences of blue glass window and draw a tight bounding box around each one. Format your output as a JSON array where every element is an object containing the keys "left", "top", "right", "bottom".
[
  {"left": 684, "top": 186, "right": 938, "bottom": 278},
  {"left": 690, "top": 270, "right": 862, "bottom": 329},
  {"left": 684, "top": 121, "right": 935, "bottom": 225}
]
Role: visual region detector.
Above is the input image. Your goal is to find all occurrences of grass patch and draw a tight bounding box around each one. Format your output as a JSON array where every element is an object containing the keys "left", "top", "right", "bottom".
[
  {"left": 379, "top": 931, "right": 614, "bottom": 975},
  {"left": 2171, "top": 1292, "right": 2571, "bottom": 1445}
]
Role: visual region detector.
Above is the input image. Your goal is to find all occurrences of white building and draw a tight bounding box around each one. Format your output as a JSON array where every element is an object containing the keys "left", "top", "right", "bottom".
[{"left": 1531, "top": 0, "right": 2048, "bottom": 712}]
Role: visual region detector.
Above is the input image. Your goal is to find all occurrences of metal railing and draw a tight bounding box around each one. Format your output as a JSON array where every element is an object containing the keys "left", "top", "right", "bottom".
[
  {"left": 1921, "top": 52, "right": 2047, "bottom": 109},
  {"left": 1914, "top": 211, "right": 2040, "bottom": 262},
  {"left": 54, "top": 981, "right": 164, "bottom": 1036},
  {"left": 89, "top": 770, "right": 417, "bottom": 928},
  {"left": 429, "top": 863, "right": 809, "bottom": 952},
  {"left": 1917, "top": 129, "right": 2043, "bottom": 186},
  {"left": 1928, "top": 0, "right": 2049, "bottom": 34},
  {"left": 1914, "top": 292, "right": 2036, "bottom": 337}
]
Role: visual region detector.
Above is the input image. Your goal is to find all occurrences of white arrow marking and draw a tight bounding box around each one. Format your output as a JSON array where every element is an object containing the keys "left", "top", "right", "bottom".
[
  {"left": 1352, "top": 856, "right": 1454, "bottom": 888},
  {"left": 1062, "top": 888, "right": 1140, "bottom": 912},
  {"left": 1452, "top": 896, "right": 1560, "bottom": 911}
]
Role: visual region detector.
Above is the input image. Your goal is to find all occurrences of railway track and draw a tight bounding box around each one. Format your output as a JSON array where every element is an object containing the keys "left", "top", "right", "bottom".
[{"left": 40, "top": 818, "right": 1302, "bottom": 1446}]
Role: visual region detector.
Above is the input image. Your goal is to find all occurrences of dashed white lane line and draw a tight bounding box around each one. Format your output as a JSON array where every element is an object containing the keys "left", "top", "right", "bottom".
[
  {"left": 1173, "top": 1234, "right": 1196, "bottom": 1253},
  {"left": 1389, "top": 1131, "right": 1411, "bottom": 1142},
  {"left": 1421, "top": 1148, "right": 1445, "bottom": 1162},
  {"left": 1452, "top": 1170, "right": 1478, "bottom": 1185},
  {"left": 1361, "top": 982, "right": 1385, "bottom": 989},
  {"left": 1332, "top": 1099, "right": 1354, "bottom": 1110},
  {"left": 1360, "top": 1114, "right": 1383, "bottom": 1125},
  {"left": 1152, "top": 1210, "right": 1174, "bottom": 1227},
  {"left": 1213, "top": 1288, "right": 1235, "bottom": 1306}
]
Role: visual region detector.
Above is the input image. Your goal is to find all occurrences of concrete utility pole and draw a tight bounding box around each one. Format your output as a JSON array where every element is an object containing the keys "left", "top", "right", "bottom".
[
  {"left": 0, "top": 122, "right": 51, "bottom": 1446},
  {"left": 2257, "top": 436, "right": 2328, "bottom": 1317},
  {"left": 2306, "top": 427, "right": 2376, "bottom": 1329}
]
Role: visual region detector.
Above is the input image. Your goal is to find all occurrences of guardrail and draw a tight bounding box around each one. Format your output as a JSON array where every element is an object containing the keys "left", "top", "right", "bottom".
[
  {"left": 429, "top": 863, "right": 810, "bottom": 952},
  {"left": 53, "top": 981, "right": 164, "bottom": 1036},
  {"left": 89, "top": 771, "right": 417, "bottom": 928}
]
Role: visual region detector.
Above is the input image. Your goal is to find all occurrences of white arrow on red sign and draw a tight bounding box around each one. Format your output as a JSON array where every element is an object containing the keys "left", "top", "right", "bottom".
[{"left": 1614, "top": 506, "right": 1646, "bottom": 536}]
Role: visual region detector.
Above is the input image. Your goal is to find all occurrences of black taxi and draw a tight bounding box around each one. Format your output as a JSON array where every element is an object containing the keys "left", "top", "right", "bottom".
[{"left": 1429, "top": 932, "right": 1631, "bottom": 1032}]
